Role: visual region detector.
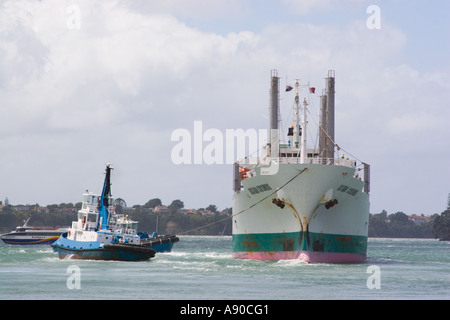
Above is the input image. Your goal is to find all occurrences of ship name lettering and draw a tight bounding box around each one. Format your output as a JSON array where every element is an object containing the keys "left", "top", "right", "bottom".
[
  {"left": 248, "top": 184, "right": 272, "bottom": 195},
  {"left": 337, "top": 184, "right": 358, "bottom": 196}
]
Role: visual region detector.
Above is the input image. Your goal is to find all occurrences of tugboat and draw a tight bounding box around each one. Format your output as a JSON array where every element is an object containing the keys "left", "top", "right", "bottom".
[{"left": 51, "top": 165, "right": 156, "bottom": 261}]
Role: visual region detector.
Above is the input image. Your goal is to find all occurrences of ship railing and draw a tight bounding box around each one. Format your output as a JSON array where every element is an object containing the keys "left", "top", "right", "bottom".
[
  {"left": 234, "top": 156, "right": 370, "bottom": 194},
  {"left": 278, "top": 157, "right": 356, "bottom": 168},
  {"left": 237, "top": 156, "right": 356, "bottom": 168}
]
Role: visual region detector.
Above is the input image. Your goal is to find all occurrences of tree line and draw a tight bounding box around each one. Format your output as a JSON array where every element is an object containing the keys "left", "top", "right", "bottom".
[
  {"left": 0, "top": 209, "right": 232, "bottom": 235},
  {"left": 369, "top": 210, "right": 450, "bottom": 241},
  {"left": 0, "top": 198, "right": 232, "bottom": 235}
]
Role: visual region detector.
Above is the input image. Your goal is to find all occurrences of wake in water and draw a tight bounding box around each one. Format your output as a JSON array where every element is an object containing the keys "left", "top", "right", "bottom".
[{"left": 0, "top": 237, "right": 448, "bottom": 300}]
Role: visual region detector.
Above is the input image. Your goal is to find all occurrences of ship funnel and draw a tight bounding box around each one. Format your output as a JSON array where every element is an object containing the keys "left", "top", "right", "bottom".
[
  {"left": 319, "top": 70, "right": 335, "bottom": 160},
  {"left": 268, "top": 70, "right": 280, "bottom": 157},
  {"left": 326, "top": 70, "right": 335, "bottom": 159}
]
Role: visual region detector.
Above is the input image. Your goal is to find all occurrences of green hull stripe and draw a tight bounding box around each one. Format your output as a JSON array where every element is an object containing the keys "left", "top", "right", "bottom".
[{"left": 233, "top": 231, "right": 367, "bottom": 255}]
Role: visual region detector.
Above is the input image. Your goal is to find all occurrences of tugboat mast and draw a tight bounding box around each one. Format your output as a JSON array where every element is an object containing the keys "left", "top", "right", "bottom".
[{"left": 98, "top": 164, "right": 112, "bottom": 230}]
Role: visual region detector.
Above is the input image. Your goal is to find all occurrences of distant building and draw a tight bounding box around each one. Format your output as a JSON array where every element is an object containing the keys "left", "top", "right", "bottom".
[
  {"left": 37, "top": 206, "right": 50, "bottom": 214},
  {"left": 13, "top": 205, "right": 31, "bottom": 212},
  {"left": 198, "top": 209, "right": 213, "bottom": 216},
  {"left": 154, "top": 205, "right": 170, "bottom": 214},
  {"left": 409, "top": 214, "right": 431, "bottom": 225},
  {"left": 57, "top": 207, "right": 77, "bottom": 214}
]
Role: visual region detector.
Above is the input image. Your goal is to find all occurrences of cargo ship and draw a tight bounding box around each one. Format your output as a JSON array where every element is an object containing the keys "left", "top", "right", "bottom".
[{"left": 232, "top": 70, "right": 370, "bottom": 263}]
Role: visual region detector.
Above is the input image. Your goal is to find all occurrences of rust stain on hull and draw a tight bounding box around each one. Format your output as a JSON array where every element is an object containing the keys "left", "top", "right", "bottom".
[
  {"left": 282, "top": 235, "right": 295, "bottom": 252},
  {"left": 242, "top": 240, "right": 259, "bottom": 249},
  {"left": 284, "top": 202, "right": 304, "bottom": 232},
  {"left": 336, "top": 236, "right": 351, "bottom": 243}
]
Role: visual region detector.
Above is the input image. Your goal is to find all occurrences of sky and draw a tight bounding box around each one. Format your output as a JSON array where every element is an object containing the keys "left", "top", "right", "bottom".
[{"left": 0, "top": 0, "right": 449, "bottom": 215}]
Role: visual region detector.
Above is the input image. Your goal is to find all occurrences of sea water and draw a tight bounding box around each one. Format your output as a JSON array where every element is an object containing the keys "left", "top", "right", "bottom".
[{"left": 0, "top": 237, "right": 448, "bottom": 300}]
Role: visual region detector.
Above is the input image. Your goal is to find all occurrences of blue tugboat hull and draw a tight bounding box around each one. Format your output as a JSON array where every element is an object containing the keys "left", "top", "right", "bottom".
[
  {"left": 153, "top": 242, "right": 175, "bottom": 253},
  {"left": 51, "top": 236, "right": 155, "bottom": 261},
  {"left": 138, "top": 232, "right": 179, "bottom": 252}
]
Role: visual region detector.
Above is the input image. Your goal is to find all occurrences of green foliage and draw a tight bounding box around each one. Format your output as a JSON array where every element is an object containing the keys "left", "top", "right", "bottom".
[
  {"left": 3, "top": 197, "right": 448, "bottom": 239},
  {"left": 126, "top": 207, "right": 231, "bottom": 235},
  {"left": 168, "top": 199, "right": 184, "bottom": 214},
  {"left": 206, "top": 204, "right": 217, "bottom": 213},
  {"left": 144, "top": 198, "right": 162, "bottom": 209},
  {"left": 432, "top": 210, "right": 450, "bottom": 241},
  {"left": 368, "top": 210, "right": 437, "bottom": 238},
  {"left": 0, "top": 211, "right": 76, "bottom": 233}
]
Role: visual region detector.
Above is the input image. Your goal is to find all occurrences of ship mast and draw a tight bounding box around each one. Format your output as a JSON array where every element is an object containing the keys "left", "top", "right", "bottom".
[
  {"left": 293, "top": 80, "right": 300, "bottom": 149},
  {"left": 300, "top": 97, "right": 308, "bottom": 164},
  {"left": 98, "top": 164, "right": 112, "bottom": 230},
  {"left": 291, "top": 78, "right": 309, "bottom": 163}
]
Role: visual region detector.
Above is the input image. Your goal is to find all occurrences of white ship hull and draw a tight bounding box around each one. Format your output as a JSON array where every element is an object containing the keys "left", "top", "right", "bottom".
[{"left": 232, "top": 160, "right": 369, "bottom": 263}]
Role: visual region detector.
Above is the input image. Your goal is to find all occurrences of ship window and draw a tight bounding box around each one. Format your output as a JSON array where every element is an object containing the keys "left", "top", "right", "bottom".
[
  {"left": 88, "top": 195, "right": 98, "bottom": 204},
  {"left": 87, "top": 213, "right": 97, "bottom": 222}
]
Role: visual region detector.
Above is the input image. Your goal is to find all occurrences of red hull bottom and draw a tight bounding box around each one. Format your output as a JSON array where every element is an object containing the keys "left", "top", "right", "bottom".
[{"left": 233, "top": 250, "right": 366, "bottom": 264}]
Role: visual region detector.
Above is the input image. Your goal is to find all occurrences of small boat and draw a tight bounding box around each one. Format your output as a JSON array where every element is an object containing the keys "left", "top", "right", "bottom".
[
  {"left": 0, "top": 218, "right": 68, "bottom": 245},
  {"left": 51, "top": 165, "right": 156, "bottom": 261},
  {"left": 138, "top": 232, "right": 179, "bottom": 252}
]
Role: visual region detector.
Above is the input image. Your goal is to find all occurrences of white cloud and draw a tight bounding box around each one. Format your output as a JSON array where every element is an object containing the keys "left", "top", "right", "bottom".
[
  {"left": 0, "top": 0, "right": 448, "bottom": 214},
  {"left": 281, "top": 0, "right": 369, "bottom": 15},
  {"left": 281, "top": 0, "right": 334, "bottom": 14},
  {"left": 122, "top": 0, "right": 245, "bottom": 19}
]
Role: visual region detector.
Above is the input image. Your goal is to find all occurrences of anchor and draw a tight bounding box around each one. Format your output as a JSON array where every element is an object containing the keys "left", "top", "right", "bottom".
[{"left": 272, "top": 198, "right": 286, "bottom": 209}]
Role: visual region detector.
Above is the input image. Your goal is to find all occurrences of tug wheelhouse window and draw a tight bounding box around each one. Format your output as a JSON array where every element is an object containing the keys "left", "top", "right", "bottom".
[{"left": 87, "top": 213, "right": 97, "bottom": 222}]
